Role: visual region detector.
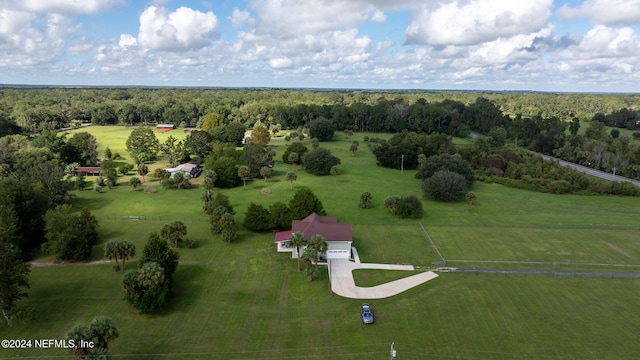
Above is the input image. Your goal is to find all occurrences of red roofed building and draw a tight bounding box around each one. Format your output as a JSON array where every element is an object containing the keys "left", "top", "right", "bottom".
[
  {"left": 156, "top": 124, "right": 175, "bottom": 130},
  {"left": 274, "top": 213, "right": 352, "bottom": 260},
  {"left": 73, "top": 167, "right": 102, "bottom": 176}
]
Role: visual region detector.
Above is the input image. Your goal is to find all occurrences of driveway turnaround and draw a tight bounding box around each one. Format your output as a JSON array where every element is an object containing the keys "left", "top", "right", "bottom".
[{"left": 329, "top": 259, "right": 439, "bottom": 299}]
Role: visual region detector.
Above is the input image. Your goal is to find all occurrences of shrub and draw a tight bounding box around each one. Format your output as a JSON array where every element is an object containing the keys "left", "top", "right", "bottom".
[
  {"left": 308, "top": 117, "right": 336, "bottom": 141},
  {"left": 269, "top": 202, "right": 292, "bottom": 230},
  {"left": 547, "top": 180, "right": 572, "bottom": 194},
  {"left": 302, "top": 148, "right": 341, "bottom": 176},
  {"left": 423, "top": 170, "right": 468, "bottom": 201},
  {"left": 289, "top": 187, "right": 326, "bottom": 220},
  {"left": 396, "top": 195, "right": 423, "bottom": 219},
  {"left": 419, "top": 153, "right": 474, "bottom": 185},
  {"left": 122, "top": 262, "right": 171, "bottom": 314},
  {"left": 282, "top": 142, "right": 308, "bottom": 164},
  {"left": 244, "top": 203, "right": 272, "bottom": 232},
  {"left": 608, "top": 181, "right": 640, "bottom": 196}
]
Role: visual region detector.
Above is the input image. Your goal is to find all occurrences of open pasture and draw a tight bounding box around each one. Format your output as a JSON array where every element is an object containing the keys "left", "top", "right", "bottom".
[
  {"left": 65, "top": 125, "right": 190, "bottom": 160},
  {"left": 6, "top": 126, "right": 640, "bottom": 359}
]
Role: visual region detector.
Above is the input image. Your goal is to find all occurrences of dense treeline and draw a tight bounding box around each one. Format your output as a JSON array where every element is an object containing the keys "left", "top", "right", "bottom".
[
  {"left": 2, "top": 87, "right": 640, "bottom": 133},
  {"left": 593, "top": 108, "right": 640, "bottom": 130}
]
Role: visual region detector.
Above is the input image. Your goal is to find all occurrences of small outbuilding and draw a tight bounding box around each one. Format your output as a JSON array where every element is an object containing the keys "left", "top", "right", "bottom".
[
  {"left": 165, "top": 161, "right": 202, "bottom": 178},
  {"left": 73, "top": 167, "right": 102, "bottom": 176},
  {"left": 156, "top": 124, "right": 176, "bottom": 131}
]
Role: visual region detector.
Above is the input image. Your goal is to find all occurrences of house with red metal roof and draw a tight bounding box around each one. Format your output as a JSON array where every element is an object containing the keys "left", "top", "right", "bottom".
[
  {"left": 274, "top": 213, "right": 352, "bottom": 260},
  {"left": 156, "top": 124, "right": 175, "bottom": 130},
  {"left": 73, "top": 167, "right": 102, "bottom": 176}
]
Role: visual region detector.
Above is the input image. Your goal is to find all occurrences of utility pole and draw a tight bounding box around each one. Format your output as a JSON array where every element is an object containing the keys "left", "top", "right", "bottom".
[
  {"left": 390, "top": 342, "right": 397, "bottom": 359},
  {"left": 401, "top": 155, "right": 404, "bottom": 174}
]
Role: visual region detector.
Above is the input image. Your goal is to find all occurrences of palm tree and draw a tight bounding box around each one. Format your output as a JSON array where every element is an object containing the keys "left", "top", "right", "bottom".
[
  {"left": 466, "top": 192, "right": 477, "bottom": 205},
  {"left": 104, "top": 240, "right": 136, "bottom": 271},
  {"left": 129, "top": 176, "right": 141, "bottom": 191},
  {"left": 301, "top": 247, "right": 318, "bottom": 281},
  {"left": 288, "top": 231, "right": 307, "bottom": 272},
  {"left": 288, "top": 152, "right": 299, "bottom": 170},
  {"left": 308, "top": 234, "right": 328, "bottom": 264},
  {"left": 119, "top": 240, "right": 136, "bottom": 271},
  {"left": 137, "top": 163, "right": 149, "bottom": 182},
  {"left": 417, "top": 154, "right": 427, "bottom": 169},
  {"left": 160, "top": 221, "right": 187, "bottom": 248},
  {"left": 260, "top": 166, "right": 272, "bottom": 181},
  {"left": 359, "top": 191, "right": 373, "bottom": 209},
  {"left": 89, "top": 316, "right": 119, "bottom": 350},
  {"left": 384, "top": 195, "right": 401, "bottom": 216},
  {"left": 330, "top": 166, "right": 339, "bottom": 184},
  {"left": 350, "top": 143, "right": 358, "bottom": 156},
  {"left": 104, "top": 240, "right": 120, "bottom": 270},
  {"left": 286, "top": 171, "right": 297, "bottom": 190},
  {"left": 238, "top": 165, "right": 250, "bottom": 190},
  {"left": 203, "top": 170, "right": 217, "bottom": 191}
]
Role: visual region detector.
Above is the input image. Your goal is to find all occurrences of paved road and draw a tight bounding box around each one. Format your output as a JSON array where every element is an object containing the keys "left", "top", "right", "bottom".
[{"left": 540, "top": 154, "right": 640, "bottom": 188}]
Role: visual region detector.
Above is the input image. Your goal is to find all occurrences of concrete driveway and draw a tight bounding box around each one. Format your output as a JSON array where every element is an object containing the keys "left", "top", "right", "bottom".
[{"left": 328, "top": 248, "right": 438, "bottom": 299}]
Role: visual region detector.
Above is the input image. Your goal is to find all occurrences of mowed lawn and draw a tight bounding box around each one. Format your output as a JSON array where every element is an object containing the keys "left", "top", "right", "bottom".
[{"left": 6, "top": 126, "right": 640, "bottom": 359}]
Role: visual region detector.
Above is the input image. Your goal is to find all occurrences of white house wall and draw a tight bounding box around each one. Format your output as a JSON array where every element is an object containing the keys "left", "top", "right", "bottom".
[
  {"left": 327, "top": 241, "right": 352, "bottom": 259},
  {"left": 290, "top": 241, "right": 352, "bottom": 260}
]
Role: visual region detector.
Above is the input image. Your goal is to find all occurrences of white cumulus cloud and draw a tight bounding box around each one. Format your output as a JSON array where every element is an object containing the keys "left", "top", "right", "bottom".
[
  {"left": 230, "top": 8, "right": 256, "bottom": 28},
  {"left": 405, "top": 0, "right": 553, "bottom": 46},
  {"left": 557, "top": 25, "right": 640, "bottom": 60},
  {"left": 137, "top": 6, "right": 220, "bottom": 51},
  {"left": 250, "top": 0, "right": 372, "bottom": 38},
  {"left": 0, "top": 0, "right": 124, "bottom": 14},
  {"left": 557, "top": 0, "right": 640, "bottom": 26}
]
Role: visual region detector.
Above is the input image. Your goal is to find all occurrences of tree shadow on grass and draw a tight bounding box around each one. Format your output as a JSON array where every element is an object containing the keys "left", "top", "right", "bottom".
[
  {"left": 158, "top": 264, "right": 208, "bottom": 315},
  {"left": 71, "top": 193, "right": 113, "bottom": 212}
]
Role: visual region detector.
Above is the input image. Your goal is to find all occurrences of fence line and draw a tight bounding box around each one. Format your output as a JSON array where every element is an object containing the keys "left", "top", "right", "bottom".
[
  {"left": 419, "top": 223, "right": 445, "bottom": 266},
  {"left": 424, "top": 223, "right": 640, "bottom": 231},
  {"left": 446, "top": 259, "right": 640, "bottom": 269},
  {"left": 449, "top": 268, "right": 640, "bottom": 278},
  {"left": 95, "top": 216, "right": 208, "bottom": 223}
]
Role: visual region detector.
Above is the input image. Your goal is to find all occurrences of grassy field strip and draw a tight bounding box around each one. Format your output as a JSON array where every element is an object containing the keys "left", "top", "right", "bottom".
[{"left": 426, "top": 226, "right": 640, "bottom": 268}]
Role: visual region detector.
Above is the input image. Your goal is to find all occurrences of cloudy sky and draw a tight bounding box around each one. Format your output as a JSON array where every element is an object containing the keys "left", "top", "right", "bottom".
[{"left": 1, "top": 0, "right": 640, "bottom": 92}]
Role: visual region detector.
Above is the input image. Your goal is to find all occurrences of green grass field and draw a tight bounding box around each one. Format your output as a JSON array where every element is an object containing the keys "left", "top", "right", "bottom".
[{"left": 4, "top": 126, "right": 640, "bottom": 359}]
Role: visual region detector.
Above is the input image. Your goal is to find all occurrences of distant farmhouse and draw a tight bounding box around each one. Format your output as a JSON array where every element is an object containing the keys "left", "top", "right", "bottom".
[
  {"left": 73, "top": 166, "right": 102, "bottom": 176},
  {"left": 275, "top": 213, "right": 352, "bottom": 261},
  {"left": 156, "top": 124, "right": 176, "bottom": 131},
  {"left": 165, "top": 160, "right": 202, "bottom": 178}
]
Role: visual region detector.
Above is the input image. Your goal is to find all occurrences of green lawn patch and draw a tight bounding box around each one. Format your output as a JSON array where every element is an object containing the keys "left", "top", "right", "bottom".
[{"left": 352, "top": 269, "right": 421, "bottom": 287}]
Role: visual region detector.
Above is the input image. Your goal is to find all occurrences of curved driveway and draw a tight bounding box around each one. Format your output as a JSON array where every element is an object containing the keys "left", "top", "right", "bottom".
[{"left": 328, "top": 248, "right": 438, "bottom": 299}]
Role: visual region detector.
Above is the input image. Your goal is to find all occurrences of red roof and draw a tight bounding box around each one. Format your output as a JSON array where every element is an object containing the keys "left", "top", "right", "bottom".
[
  {"left": 291, "top": 213, "right": 352, "bottom": 242},
  {"left": 74, "top": 167, "right": 101, "bottom": 172},
  {"left": 274, "top": 230, "right": 293, "bottom": 242}
]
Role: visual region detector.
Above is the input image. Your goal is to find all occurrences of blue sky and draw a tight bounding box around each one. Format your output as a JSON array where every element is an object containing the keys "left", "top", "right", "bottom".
[{"left": 1, "top": 0, "right": 640, "bottom": 92}]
